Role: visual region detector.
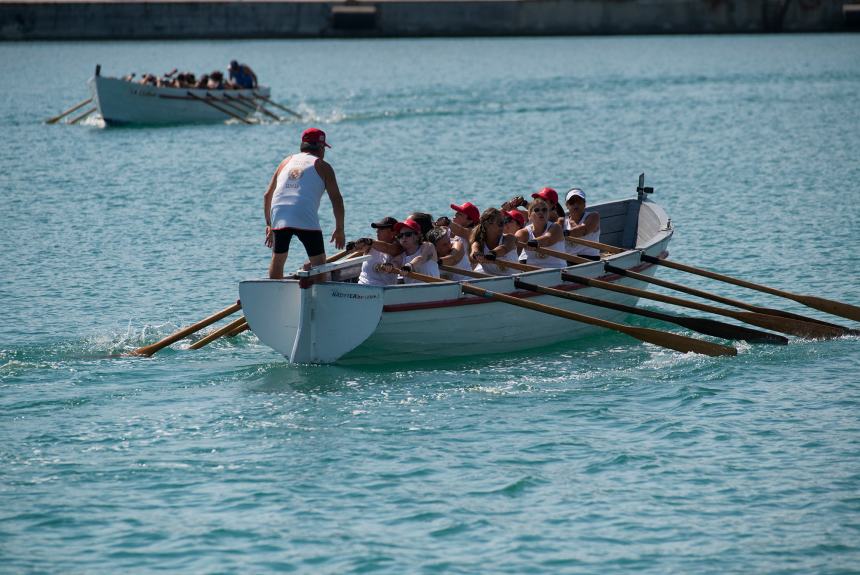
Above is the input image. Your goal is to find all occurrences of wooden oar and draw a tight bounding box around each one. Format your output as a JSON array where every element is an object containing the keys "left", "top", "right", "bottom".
[
  {"left": 233, "top": 93, "right": 282, "bottom": 121},
  {"left": 253, "top": 92, "right": 302, "bottom": 118},
  {"left": 393, "top": 267, "right": 737, "bottom": 357},
  {"left": 226, "top": 319, "right": 249, "bottom": 338},
  {"left": 563, "top": 238, "right": 855, "bottom": 333},
  {"left": 189, "top": 316, "right": 247, "bottom": 350},
  {"left": 187, "top": 91, "right": 252, "bottom": 124},
  {"left": 439, "top": 264, "right": 785, "bottom": 344},
  {"left": 566, "top": 236, "right": 860, "bottom": 323},
  {"left": 601, "top": 263, "right": 848, "bottom": 339},
  {"left": 132, "top": 302, "right": 241, "bottom": 356},
  {"left": 561, "top": 271, "right": 840, "bottom": 339},
  {"left": 522, "top": 242, "right": 845, "bottom": 339},
  {"left": 69, "top": 107, "right": 97, "bottom": 125},
  {"left": 206, "top": 92, "right": 250, "bottom": 116},
  {"left": 46, "top": 97, "right": 93, "bottom": 124}
]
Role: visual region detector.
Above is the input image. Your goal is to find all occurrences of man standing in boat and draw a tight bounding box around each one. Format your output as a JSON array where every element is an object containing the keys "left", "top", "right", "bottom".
[
  {"left": 228, "top": 60, "right": 257, "bottom": 89},
  {"left": 264, "top": 128, "right": 345, "bottom": 279}
]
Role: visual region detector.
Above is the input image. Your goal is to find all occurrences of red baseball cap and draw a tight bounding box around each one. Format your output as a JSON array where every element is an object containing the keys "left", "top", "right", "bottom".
[
  {"left": 531, "top": 187, "right": 558, "bottom": 205},
  {"left": 506, "top": 209, "right": 525, "bottom": 227},
  {"left": 393, "top": 218, "right": 422, "bottom": 235},
  {"left": 301, "top": 127, "right": 331, "bottom": 148},
  {"left": 450, "top": 202, "right": 480, "bottom": 224}
]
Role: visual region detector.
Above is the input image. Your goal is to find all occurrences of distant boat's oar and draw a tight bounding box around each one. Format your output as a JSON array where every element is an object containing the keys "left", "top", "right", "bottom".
[
  {"left": 69, "top": 107, "right": 97, "bottom": 125},
  {"left": 393, "top": 267, "right": 736, "bottom": 357},
  {"left": 187, "top": 91, "right": 252, "bottom": 124},
  {"left": 206, "top": 92, "right": 251, "bottom": 117},
  {"left": 566, "top": 236, "right": 860, "bottom": 323},
  {"left": 189, "top": 316, "right": 247, "bottom": 350},
  {"left": 523, "top": 242, "right": 844, "bottom": 339},
  {"left": 253, "top": 92, "right": 302, "bottom": 118},
  {"left": 439, "top": 264, "right": 784, "bottom": 344},
  {"left": 132, "top": 302, "right": 241, "bottom": 356},
  {"left": 46, "top": 97, "right": 93, "bottom": 124},
  {"left": 233, "top": 93, "right": 283, "bottom": 121}
]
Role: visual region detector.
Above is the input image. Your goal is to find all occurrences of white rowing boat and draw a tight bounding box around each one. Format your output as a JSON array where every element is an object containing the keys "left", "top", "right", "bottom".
[
  {"left": 88, "top": 69, "right": 272, "bottom": 126},
  {"left": 239, "top": 190, "right": 675, "bottom": 364}
]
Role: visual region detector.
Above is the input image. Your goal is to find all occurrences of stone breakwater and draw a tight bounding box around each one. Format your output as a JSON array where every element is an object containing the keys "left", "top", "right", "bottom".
[{"left": 0, "top": 0, "right": 852, "bottom": 40}]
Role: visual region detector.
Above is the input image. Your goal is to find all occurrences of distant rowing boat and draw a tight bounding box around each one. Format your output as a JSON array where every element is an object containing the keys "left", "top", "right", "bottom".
[
  {"left": 239, "top": 192, "right": 677, "bottom": 364},
  {"left": 87, "top": 68, "right": 273, "bottom": 126}
]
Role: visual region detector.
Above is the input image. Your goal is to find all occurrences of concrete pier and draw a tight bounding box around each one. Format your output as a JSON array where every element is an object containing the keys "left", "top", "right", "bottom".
[{"left": 0, "top": 0, "right": 852, "bottom": 41}]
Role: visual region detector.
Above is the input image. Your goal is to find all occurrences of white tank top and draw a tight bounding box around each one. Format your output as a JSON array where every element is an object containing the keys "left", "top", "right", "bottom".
[
  {"left": 358, "top": 248, "right": 402, "bottom": 286},
  {"left": 474, "top": 234, "right": 519, "bottom": 276},
  {"left": 270, "top": 153, "right": 326, "bottom": 231},
  {"left": 442, "top": 237, "right": 474, "bottom": 281},
  {"left": 402, "top": 245, "right": 440, "bottom": 284},
  {"left": 565, "top": 212, "right": 601, "bottom": 256},
  {"left": 522, "top": 223, "right": 568, "bottom": 268}
]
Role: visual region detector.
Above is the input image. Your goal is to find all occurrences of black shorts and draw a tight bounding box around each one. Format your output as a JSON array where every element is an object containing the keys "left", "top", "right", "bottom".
[{"left": 272, "top": 228, "right": 325, "bottom": 257}]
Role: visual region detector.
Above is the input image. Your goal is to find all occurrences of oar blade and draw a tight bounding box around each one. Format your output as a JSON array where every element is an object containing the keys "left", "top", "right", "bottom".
[
  {"left": 794, "top": 295, "right": 860, "bottom": 323},
  {"left": 672, "top": 316, "right": 788, "bottom": 345},
  {"left": 623, "top": 325, "right": 737, "bottom": 357},
  {"left": 737, "top": 311, "right": 846, "bottom": 339}
]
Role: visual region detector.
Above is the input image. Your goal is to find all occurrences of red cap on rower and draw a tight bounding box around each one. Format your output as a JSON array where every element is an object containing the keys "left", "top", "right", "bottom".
[
  {"left": 531, "top": 187, "right": 558, "bottom": 205},
  {"left": 301, "top": 127, "right": 331, "bottom": 148},
  {"left": 393, "top": 218, "right": 422, "bottom": 236},
  {"left": 506, "top": 209, "right": 525, "bottom": 227},
  {"left": 450, "top": 202, "right": 480, "bottom": 224}
]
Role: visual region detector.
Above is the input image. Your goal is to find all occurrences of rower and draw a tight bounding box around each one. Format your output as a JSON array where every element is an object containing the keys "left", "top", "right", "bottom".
[
  {"left": 561, "top": 188, "right": 601, "bottom": 261},
  {"left": 386, "top": 218, "right": 439, "bottom": 284},
  {"left": 228, "top": 60, "right": 258, "bottom": 89},
  {"left": 426, "top": 227, "right": 472, "bottom": 281},
  {"left": 515, "top": 198, "right": 567, "bottom": 268},
  {"left": 356, "top": 216, "right": 403, "bottom": 286},
  {"left": 470, "top": 208, "right": 519, "bottom": 275}
]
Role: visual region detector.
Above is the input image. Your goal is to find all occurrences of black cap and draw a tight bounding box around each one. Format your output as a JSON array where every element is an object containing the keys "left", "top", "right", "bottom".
[{"left": 371, "top": 216, "right": 398, "bottom": 229}]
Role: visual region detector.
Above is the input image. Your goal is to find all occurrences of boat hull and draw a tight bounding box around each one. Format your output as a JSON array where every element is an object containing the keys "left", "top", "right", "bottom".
[
  {"left": 88, "top": 75, "right": 271, "bottom": 125},
  {"left": 239, "top": 198, "right": 674, "bottom": 364}
]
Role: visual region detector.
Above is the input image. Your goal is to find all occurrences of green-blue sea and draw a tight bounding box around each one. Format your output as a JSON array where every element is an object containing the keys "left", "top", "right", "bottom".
[{"left": 2, "top": 35, "right": 859, "bottom": 573}]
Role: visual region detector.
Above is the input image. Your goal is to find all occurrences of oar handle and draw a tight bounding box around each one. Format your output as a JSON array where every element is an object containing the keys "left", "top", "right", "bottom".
[
  {"left": 564, "top": 235, "right": 625, "bottom": 254},
  {"left": 516, "top": 241, "right": 591, "bottom": 265},
  {"left": 132, "top": 301, "right": 241, "bottom": 356}
]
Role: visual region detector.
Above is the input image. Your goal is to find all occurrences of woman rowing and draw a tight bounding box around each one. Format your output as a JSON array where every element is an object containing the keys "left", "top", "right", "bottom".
[
  {"left": 470, "top": 208, "right": 519, "bottom": 275},
  {"left": 356, "top": 216, "right": 403, "bottom": 286},
  {"left": 385, "top": 218, "right": 439, "bottom": 283},
  {"left": 561, "top": 188, "right": 602, "bottom": 261},
  {"left": 515, "top": 197, "right": 568, "bottom": 268},
  {"left": 426, "top": 227, "right": 473, "bottom": 281}
]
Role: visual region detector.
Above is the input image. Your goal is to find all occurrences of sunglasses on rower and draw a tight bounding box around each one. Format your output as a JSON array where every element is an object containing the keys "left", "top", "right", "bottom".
[
  {"left": 397, "top": 231, "right": 416, "bottom": 239},
  {"left": 533, "top": 207, "right": 549, "bottom": 214}
]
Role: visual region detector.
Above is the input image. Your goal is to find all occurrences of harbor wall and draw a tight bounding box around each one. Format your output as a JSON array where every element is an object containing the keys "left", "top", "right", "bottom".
[{"left": 0, "top": 0, "right": 853, "bottom": 41}]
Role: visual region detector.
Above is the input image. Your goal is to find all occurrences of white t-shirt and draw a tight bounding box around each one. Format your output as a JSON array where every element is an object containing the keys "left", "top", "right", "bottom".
[{"left": 270, "top": 152, "right": 326, "bottom": 231}]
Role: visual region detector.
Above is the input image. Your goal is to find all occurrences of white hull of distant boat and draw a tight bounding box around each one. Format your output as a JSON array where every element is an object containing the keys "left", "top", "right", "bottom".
[
  {"left": 239, "top": 196, "right": 673, "bottom": 365},
  {"left": 88, "top": 75, "right": 271, "bottom": 125}
]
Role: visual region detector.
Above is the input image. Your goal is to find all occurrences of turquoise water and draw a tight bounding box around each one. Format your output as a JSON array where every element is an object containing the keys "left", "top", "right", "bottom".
[{"left": 2, "top": 35, "right": 860, "bottom": 573}]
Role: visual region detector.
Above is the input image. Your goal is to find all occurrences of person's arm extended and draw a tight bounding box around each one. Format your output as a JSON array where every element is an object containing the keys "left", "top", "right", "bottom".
[
  {"left": 439, "top": 238, "right": 465, "bottom": 266},
  {"left": 565, "top": 212, "right": 600, "bottom": 237},
  {"left": 493, "top": 234, "right": 517, "bottom": 256},
  {"left": 449, "top": 221, "right": 471, "bottom": 241},
  {"left": 370, "top": 239, "right": 402, "bottom": 256},
  {"left": 534, "top": 222, "right": 564, "bottom": 246},
  {"left": 263, "top": 157, "right": 289, "bottom": 247},
  {"left": 317, "top": 159, "right": 345, "bottom": 249}
]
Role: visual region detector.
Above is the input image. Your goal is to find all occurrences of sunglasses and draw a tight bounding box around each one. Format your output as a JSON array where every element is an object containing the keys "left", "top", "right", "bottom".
[
  {"left": 502, "top": 217, "right": 513, "bottom": 224},
  {"left": 533, "top": 207, "right": 549, "bottom": 214},
  {"left": 397, "top": 231, "right": 416, "bottom": 239}
]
